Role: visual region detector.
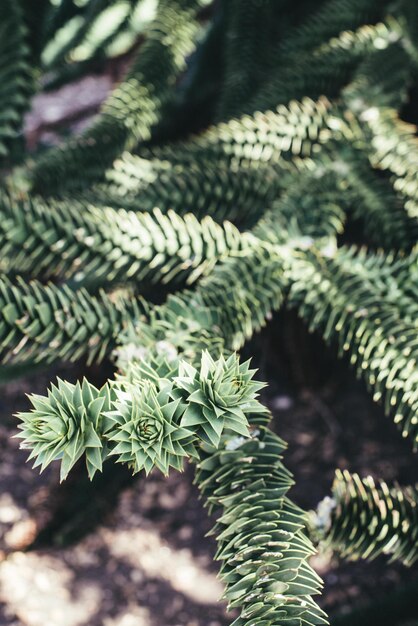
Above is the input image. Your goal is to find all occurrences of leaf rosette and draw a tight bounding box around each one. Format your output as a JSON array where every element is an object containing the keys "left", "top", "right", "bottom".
[
  {"left": 17, "top": 379, "right": 114, "bottom": 481},
  {"left": 107, "top": 379, "right": 197, "bottom": 475},
  {"left": 174, "top": 351, "right": 265, "bottom": 447}
]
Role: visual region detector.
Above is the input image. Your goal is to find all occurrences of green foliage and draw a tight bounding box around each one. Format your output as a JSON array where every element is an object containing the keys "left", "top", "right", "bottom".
[
  {"left": 215, "top": 0, "right": 277, "bottom": 121},
  {"left": 287, "top": 245, "right": 418, "bottom": 446},
  {"left": 18, "top": 352, "right": 265, "bottom": 477},
  {"left": 174, "top": 352, "right": 264, "bottom": 446},
  {"left": 357, "top": 109, "right": 418, "bottom": 219},
  {"left": 312, "top": 470, "right": 418, "bottom": 566},
  {"left": 0, "top": 276, "right": 143, "bottom": 364},
  {"left": 107, "top": 375, "right": 198, "bottom": 475},
  {"left": 197, "top": 416, "right": 328, "bottom": 626},
  {"left": 0, "top": 191, "right": 248, "bottom": 287},
  {"left": 18, "top": 378, "right": 115, "bottom": 481},
  {"left": 89, "top": 152, "right": 281, "bottom": 226},
  {"left": 2, "top": 0, "right": 418, "bottom": 622},
  {"left": 0, "top": 0, "right": 31, "bottom": 162},
  {"left": 31, "top": 0, "right": 206, "bottom": 194},
  {"left": 41, "top": 0, "right": 140, "bottom": 74}
]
